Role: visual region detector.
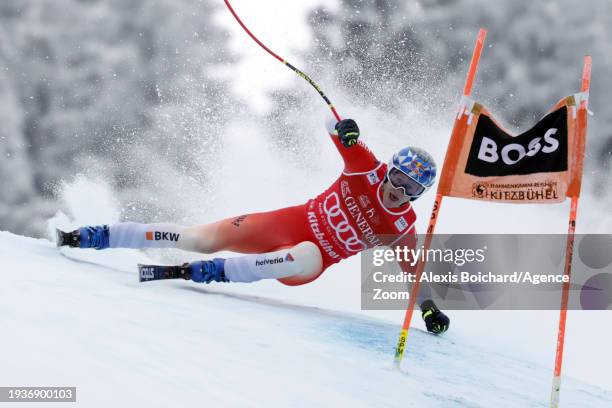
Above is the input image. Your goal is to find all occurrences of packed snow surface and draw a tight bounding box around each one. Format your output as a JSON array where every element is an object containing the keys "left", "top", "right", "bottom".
[{"left": 1, "top": 231, "right": 611, "bottom": 407}]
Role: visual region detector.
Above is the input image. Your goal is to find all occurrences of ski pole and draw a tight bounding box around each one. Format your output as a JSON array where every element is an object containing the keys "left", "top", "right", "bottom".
[
  {"left": 393, "top": 28, "right": 487, "bottom": 368},
  {"left": 223, "top": 0, "right": 341, "bottom": 122}
]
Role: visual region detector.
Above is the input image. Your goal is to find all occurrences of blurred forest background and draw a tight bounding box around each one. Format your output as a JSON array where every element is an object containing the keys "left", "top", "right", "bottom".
[{"left": 1, "top": 0, "right": 611, "bottom": 237}]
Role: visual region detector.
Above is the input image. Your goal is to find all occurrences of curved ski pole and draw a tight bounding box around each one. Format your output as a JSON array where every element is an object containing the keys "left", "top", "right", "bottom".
[{"left": 223, "top": 0, "right": 341, "bottom": 122}]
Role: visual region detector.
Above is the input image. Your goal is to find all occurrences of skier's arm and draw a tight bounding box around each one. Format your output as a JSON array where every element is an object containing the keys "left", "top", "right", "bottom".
[
  {"left": 325, "top": 118, "right": 379, "bottom": 173},
  {"left": 394, "top": 233, "right": 449, "bottom": 333}
]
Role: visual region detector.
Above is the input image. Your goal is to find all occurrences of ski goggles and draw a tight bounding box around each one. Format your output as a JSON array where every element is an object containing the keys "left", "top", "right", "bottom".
[{"left": 387, "top": 167, "right": 425, "bottom": 198}]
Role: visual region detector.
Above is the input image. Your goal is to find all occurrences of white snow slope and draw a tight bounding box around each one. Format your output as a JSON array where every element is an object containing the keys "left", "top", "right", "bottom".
[{"left": 1, "top": 230, "right": 611, "bottom": 408}]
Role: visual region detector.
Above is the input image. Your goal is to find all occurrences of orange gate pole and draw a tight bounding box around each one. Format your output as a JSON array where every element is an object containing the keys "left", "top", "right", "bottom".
[{"left": 550, "top": 55, "right": 591, "bottom": 408}]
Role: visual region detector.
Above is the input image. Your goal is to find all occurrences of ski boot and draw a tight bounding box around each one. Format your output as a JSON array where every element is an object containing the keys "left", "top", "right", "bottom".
[
  {"left": 138, "top": 259, "right": 228, "bottom": 283},
  {"left": 56, "top": 225, "right": 110, "bottom": 250}
]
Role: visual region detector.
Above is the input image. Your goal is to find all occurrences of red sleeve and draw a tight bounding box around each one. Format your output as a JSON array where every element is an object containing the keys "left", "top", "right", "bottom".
[{"left": 326, "top": 119, "right": 379, "bottom": 174}]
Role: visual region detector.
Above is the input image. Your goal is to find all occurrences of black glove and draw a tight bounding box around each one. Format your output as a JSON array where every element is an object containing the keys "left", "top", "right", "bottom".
[
  {"left": 335, "top": 119, "right": 360, "bottom": 147},
  {"left": 421, "top": 299, "right": 450, "bottom": 334}
]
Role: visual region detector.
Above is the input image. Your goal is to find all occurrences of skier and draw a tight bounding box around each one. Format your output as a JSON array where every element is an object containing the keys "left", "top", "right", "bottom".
[{"left": 57, "top": 119, "right": 450, "bottom": 334}]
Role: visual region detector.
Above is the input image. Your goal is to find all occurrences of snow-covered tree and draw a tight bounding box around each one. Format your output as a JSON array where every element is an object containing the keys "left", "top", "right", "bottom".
[
  {"left": 275, "top": 0, "right": 611, "bottom": 193},
  {"left": 0, "top": 0, "right": 236, "bottom": 235}
]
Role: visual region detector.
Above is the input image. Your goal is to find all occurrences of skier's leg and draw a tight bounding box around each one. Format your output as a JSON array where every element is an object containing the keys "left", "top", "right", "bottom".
[
  {"left": 57, "top": 223, "right": 182, "bottom": 250},
  {"left": 58, "top": 204, "right": 309, "bottom": 253},
  {"left": 140, "top": 241, "right": 324, "bottom": 284},
  {"left": 109, "top": 222, "right": 198, "bottom": 250},
  {"left": 181, "top": 204, "right": 309, "bottom": 254},
  {"left": 190, "top": 241, "right": 324, "bottom": 283},
  {"left": 57, "top": 223, "right": 198, "bottom": 251}
]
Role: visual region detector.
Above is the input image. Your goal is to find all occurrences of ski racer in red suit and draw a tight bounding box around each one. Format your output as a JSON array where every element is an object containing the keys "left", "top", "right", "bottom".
[{"left": 57, "top": 119, "right": 450, "bottom": 334}]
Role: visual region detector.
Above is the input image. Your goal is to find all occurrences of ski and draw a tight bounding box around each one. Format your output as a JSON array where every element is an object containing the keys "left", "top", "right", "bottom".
[{"left": 138, "top": 263, "right": 191, "bottom": 282}]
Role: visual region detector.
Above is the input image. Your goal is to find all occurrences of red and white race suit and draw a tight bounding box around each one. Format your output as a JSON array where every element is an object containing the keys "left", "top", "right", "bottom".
[{"left": 207, "top": 122, "right": 417, "bottom": 286}]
